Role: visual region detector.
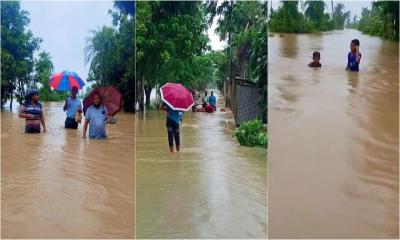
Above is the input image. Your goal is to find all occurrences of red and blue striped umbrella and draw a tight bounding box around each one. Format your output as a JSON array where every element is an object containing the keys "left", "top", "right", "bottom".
[{"left": 49, "top": 71, "right": 85, "bottom": 91}]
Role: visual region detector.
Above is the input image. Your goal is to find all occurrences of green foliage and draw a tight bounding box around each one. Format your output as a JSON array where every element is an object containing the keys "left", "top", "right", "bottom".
[
  {"left": 85, "top": 26, "right": 116, "bottom": 86},
  {"left": 235, "top": 120, "right": 267, "bottom": 148},
  {"left": 209, "top": 0, "right": 267, "bottom": 82},
  {"left": 84, "top": 1, "right": 135, "bottom": 112},
  {"left": 332, "top": 3, "right": 350, "bottom": 30},
  {"left": 269, "top": 1, "right": 314, "bottom": 33},
  {"left": 1, "top": 1, "right": 42, "bottom": 106},
  {"left": 206, "top": 0, "right": 268, "bottom": 123},
  {"left": 356, "top": 1, "right": 399, "bottom": 41},
  {"left": 269, "top": 1, "right": 348, "bottom": 33},
  {"left": 34, "top": 51, "right": 56, "bottom": 101},
  {"left": 39, "top": 88, "right": 68, "bottom": 102},
  {"left": 136, "top": 1, "right": 210, "bottom": 110}
]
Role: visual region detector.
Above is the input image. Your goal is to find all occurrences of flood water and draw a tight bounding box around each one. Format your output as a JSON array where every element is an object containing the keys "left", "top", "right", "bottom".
[
  {"left": 1, "top": 102, "right": 135, "bottom": 238},
  {"left": 268, "top": 29, "right": 399, "bottom": 238},
  {"left": 136, "top": 93, "right": 267, "bottom": 238}
]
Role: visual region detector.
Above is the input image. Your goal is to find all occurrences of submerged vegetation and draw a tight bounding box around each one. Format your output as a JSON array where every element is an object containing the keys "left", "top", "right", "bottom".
[{"left": 268, "top": 1, "right": 350, "bottom": 33}]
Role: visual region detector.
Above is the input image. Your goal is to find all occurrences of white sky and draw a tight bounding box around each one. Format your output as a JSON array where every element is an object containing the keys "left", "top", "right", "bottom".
[
  {"left": 208, "top": 15, "right": 227, "bottom": 51},
  {"left": 21, "top": 0, "right": 114, "bottom": 90}
]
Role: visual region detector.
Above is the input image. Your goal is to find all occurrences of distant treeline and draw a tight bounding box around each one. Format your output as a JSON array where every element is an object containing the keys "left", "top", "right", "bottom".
[
  {"left": 268, "top": 1, "right": 350, "bottom": 33},
  {"left": 347, "top": 1, "right": 399, "bottom": 41}
]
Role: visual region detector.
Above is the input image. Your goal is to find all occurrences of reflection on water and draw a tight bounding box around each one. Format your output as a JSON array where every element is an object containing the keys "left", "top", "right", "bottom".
[
  {"left": 136, "top": 93, "right": 267, "bottom": 239},
  {"left": 1, "top": 102, "right": 135, "bottom": 238},
  {"left": 268, "top": 29, "right": 399, "bottom": 238}
]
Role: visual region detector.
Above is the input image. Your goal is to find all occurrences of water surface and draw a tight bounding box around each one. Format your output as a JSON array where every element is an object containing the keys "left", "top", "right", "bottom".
[
  {"left": 136, "top": 93, "right": 267, "bottom": 238},
  {"left": 268, "top": 29, "right": 399, "bottom": 238},
  {"left": 1, "top": 102, "right": 135, "bottom": 238}
]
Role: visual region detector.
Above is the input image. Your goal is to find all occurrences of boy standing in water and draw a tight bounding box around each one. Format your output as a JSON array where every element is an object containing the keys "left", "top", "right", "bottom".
[
  {"left": 160, "top": 101, "right": 183, "bottom": 152},
  {"left": 83, "top": 93, "right": 110, "bottom": 139},
  {"left": 346, "top": 39, "right": 361, "bottom": 71},
  {"left": 19, "top": 89, "right": 46, "bottom": 133},
  {"left": 308, "top": 51, "right": 321, "bottom": 67},
  {"left": 63, "top": 86, "right": 82, "bottom": 129}
]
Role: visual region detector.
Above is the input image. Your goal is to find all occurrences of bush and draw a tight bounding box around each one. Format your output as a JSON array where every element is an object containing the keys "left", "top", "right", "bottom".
[
  {"left": 39, "top": 88, "right": 69, "bottom": 102},
  {"left": 235, "top": 119, "right": 267, "bottom": 148}
]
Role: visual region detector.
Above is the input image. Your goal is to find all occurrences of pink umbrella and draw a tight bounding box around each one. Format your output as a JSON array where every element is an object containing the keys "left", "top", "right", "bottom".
[
  {"left": 160, "top": 83, "right": 194, "bottom": 111},
  {"left": 83, "top": 86, "right": 123, "bottom": 116}
]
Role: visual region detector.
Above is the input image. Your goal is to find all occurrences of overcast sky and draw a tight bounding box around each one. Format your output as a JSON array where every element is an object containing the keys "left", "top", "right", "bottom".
[{"left": 21, "top": 1, "right": 114, "bottom": 88}]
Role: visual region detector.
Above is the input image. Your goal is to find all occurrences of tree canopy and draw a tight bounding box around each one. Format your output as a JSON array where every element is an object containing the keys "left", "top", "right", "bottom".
[
  {"left": 269, "top": 1, "right": 349, "bottom": 33},
  {"left": 1, "top": 1, "right": 42, "bottom": 107}
]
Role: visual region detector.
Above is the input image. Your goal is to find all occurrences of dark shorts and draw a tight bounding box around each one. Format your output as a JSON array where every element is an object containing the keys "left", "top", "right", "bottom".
[
  {"left": 25, "top": 125, "right": 41, "bottom": 133},
  {"left": 166, "top": 117, "right": 180, "bottom": 147},
  {"left": 65, "top": 117, "right": 78, "bottom": 129}
]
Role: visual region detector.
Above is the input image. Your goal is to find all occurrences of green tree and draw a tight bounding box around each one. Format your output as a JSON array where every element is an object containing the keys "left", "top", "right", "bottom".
[
  {"left": 357, "top": 1, "right": 399, "bottom": 41},
  {"left": 304, "top": 1, "right": 325, "bottom": 30},
  {"left": 84, "top": 1, "right": 135, "bottom": 112},
  {"left": 34, "top": 51, "right": 54, "bottom": 101},
  {"left": 1, "top": 1, "right": 42, "bottom": 108},
  {"left": 110, "top": 2, "right": 135, "bottom": 112},
  {"left": 136, "top": 1, "right": 209, "bottom": 110},
  {"left": 332, "top": 3, "right": 350, "bottom": 29},
  {"left": 206, "top": 0, "right": 267, "bottom": 122},
  {"left": 269, "top": 1, "right": 313, "bottom": 33},
  {"left": 84, "top": 26, "right": 116, "bottom": 86}
]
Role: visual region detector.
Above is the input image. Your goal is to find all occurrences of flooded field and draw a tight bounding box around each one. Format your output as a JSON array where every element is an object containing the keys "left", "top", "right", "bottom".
[
  {"left": 1, "top": 102, "right": 135, "bottom": 238},
  {"left": 268, "top": 29, "right": 399, "bottom": 238}
]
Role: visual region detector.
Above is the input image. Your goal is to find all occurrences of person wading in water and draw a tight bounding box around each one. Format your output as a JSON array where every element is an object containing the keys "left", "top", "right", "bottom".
[
  {"left": 19, "top": 88, "right": 46, "bottom": 133},
  {"left": 63, "top": 86, "right": 82, "bottom": 129}
]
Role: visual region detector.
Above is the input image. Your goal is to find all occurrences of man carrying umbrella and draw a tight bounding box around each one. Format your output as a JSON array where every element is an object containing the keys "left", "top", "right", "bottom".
[
  {"left": 18, "top": 88, "right": 46, "bottom": 133},
  {"left": 82, "top": 92, "right": 110, "bottom": 139},
  {"left": 160, "top": 83, "right": 194, "bottom": 152},
  {"left": 82, "top": 86, "right": 122, "bottom": 139},
  {"left": 63, "top": 86, "right": 82, "bottom": 129}
]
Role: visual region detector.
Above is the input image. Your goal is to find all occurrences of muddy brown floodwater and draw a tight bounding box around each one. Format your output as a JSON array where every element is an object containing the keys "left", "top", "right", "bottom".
[
  {"left": 1, "top": 102, "right": 135, "bottom": 238},
  {"left": 136, "top": 92, "right": 267, "bottom": 239},
  {"left": 268, "top": 29, "right": 399, "bottom": 238}
]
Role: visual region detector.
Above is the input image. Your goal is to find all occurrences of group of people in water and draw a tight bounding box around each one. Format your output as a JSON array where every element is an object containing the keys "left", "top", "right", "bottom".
[
  {"left": 191, "top": 90, "right": 217, "bottom": 113},
  {"left": 19, "top": 86, "right": 112, "bottom": 139},
  {"left": 308, "top": 39, "right": 362, "bottom": 72}
]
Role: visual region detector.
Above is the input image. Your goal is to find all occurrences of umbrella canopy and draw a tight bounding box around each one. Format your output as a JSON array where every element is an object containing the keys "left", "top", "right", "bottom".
[
  {"left": 83, "top": 86, "right": 123, "bottom": 116},
  {"left": 49, "top": 71, "right": 85, "bottom": 91},
  {"left": 160, "top": 82, "right": 194, "bottom": 111}
]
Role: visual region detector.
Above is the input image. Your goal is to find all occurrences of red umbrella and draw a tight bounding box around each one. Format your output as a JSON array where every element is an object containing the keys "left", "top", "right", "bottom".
[
  {"left": 83, "top": 86, "right": 123, "bottom": 116},
  {"left": 160, "top": 83, "right": 194, "bottom": 111}
]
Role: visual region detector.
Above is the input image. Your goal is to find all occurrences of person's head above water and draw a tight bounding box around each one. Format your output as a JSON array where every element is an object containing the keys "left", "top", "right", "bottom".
[
  {"left": 92, "top": 92, "right": 101, "bottom": 108},
  {"left": 205, "top": 91, "right": 208, "bottom": 96},
  {"left": 25, "top": 88, "right": 39, "bottom": 103},
  {"left": 350, "top": 39, "right": 360, "bottom": 52},
  {"left": 211, "top": 91, "right": 214, "bottom": 96},
  {"left": 312, "top": 51, "right": 320, "bottom": 63},
  {"left": 71, "top": 86, "right": 78, "bottom": 98}
]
